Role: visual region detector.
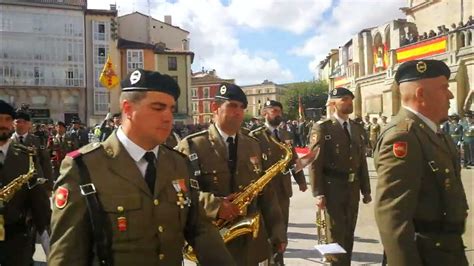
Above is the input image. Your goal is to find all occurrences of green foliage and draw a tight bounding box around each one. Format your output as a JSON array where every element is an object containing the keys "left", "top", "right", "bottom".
[{"left": 282, "top": 81, "right": 329, "bottom": 119}]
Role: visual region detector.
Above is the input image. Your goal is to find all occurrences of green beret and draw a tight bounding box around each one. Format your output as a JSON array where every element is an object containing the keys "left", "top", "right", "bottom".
[
  {"left": 329, "top": 87, "right": 354, "bottom": 99},
  {"left": 0, "top": 100, "right": 16, "bottom": 118},
  {"left": 263, "top": 100, "right": 283, "bottom": 110},
  {"left": 215, "top": 83, "right": 248, "bottom": 108},
  {"left": 121, "top": 69, "right": 180, "bottom": 100},
  {"left": 395, "top": 59, "right": 450, "bottom": 84}
]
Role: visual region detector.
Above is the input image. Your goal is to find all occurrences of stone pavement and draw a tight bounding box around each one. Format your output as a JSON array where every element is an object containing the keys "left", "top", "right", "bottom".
[{"left": 34, "top": 158, "right": 473, "bottom": 265}]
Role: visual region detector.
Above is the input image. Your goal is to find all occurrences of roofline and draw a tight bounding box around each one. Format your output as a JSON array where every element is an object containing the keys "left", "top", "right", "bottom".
[{"left": 118, "top": 11, "right": 190, "bottom": 33}]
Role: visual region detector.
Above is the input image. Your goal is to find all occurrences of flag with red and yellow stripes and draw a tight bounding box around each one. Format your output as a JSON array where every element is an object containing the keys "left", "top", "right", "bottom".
[{"left": 396, "top": 36, "right": 447, "bottom": 63}]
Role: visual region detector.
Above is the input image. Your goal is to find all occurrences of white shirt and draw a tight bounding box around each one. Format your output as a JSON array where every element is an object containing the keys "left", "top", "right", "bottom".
[
  {"left": 215, "top": 124, "right": 236, "bottom": 150},
  {"left": 402, "top": 106, "right": 438, "bottom": 133},
  {"left": 334, "top": 113, "right": 352, "bottom": 137},
  {"left": 12, "top": 132, "right": 28, "bottom": 142},
  {"left": 116, "top": 127, "right": 159, "bottom": 178}
]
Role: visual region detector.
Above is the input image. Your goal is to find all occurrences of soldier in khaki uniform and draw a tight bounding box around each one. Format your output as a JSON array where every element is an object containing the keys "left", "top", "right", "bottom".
[
  {"left": 0, "top": 100, "right": 51, "bottom": 266},
  {"left": 48, "top": 121, "right": 79, "bottom": 180},
  {"left": 309, "top": 87, "right": 371, "bottom": 266},
  {"left": 177, "top": 83, "right": 287, "bottom": 266},
  {"left": 369, "top": 117, "right": 381, "bottom": 150},
  {"left": 249, "top": 100, "right": 307, "bottom": 265},
  {"left": 12, "top": 110, "right": 53, "bottom": 192},
  {"left": 48, "top": 69, "right": 234, "bottom": 266},
  {"left": 374, "top": 59, "right": 469, "bottom": 266}
]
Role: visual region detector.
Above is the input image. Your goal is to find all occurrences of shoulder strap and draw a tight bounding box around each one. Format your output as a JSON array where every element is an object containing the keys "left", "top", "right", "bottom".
[
  {"left": 186, "top": 138, "right": 202, "bottom": 179},
  {"left": 74, "top": 156, "right": 113, "bottom": 266}
]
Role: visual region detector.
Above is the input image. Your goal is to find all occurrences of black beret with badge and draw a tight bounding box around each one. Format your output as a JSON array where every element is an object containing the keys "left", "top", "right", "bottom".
[
  {"left": 263, "top": 100, "right": 283, "bottom": 110},
  {"left": 329, "top": 87, "right": 354, "bottom": 99},
  {"left": 0, "top": 100, "right": 16, "bottom": 118},
  {"left": 15, "top": 110, "right": 31, "bottom": 121},
  {"left": 121, "top": 69, "right": 181, "bottom": 100},
  {"left": 215, "top": 83, "right": 248, "bottom": 108},
  {"left": 395, "top": 59, "right": 451, "bottom": 84}
]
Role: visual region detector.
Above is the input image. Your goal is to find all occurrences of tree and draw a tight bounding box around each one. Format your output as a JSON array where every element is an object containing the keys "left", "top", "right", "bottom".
[{"left": 282, "top": 81, "right": 328, "bottom": 120}]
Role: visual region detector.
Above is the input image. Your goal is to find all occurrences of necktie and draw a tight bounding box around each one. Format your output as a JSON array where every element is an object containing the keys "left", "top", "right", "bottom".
[
  {"left": 226, "top": 137, "right": 237, "bottom": 175},
  {"left": 0, "top": 150, "right": 4, "bottom": 169},
  {"left": 143, "top": 152, "right": 157, "bottom": 194},
  {"left": 343, "top": 121, "right": 351, "bottom": 141},
  {"left": 273, "top": 129, "right": 281, "bottom": 142},
  {"left": 19, "top": 136, "right": 24, "bottom": 144}
]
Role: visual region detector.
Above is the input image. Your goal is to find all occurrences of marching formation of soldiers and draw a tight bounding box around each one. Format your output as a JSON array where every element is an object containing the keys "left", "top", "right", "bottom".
[{"left": 0, "top": 58, "right": 470, "bottom": 266}]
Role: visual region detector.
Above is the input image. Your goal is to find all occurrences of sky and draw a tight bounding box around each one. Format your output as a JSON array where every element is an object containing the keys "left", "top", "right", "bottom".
[{"left": 88, "top": 0, "right": 406, "bottom": 85}]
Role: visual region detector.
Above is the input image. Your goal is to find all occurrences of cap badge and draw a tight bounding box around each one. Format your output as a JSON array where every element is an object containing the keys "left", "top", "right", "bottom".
[
  {"left": 266, "top": 100, "right": 271, "bottom": 106},
  {"left": 332, "top": 89, "right": 337, "bottom": 95},
  {"left": 220, "top": 85, "right": 227, "bottom": 95},
  {"left": 416, "top": 61, "right": 427, "bottom": 73},
  {"left": 130, "top": 70, "right": 141, "bottom": 85}
]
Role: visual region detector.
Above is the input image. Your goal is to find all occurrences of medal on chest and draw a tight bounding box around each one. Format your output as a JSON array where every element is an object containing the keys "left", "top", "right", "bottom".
[
  {"left": 250, "top": 156, "right": 261, "bottom": 174},
  {"left": 173, "top": 179, "right": 191, "bottom": 209}
]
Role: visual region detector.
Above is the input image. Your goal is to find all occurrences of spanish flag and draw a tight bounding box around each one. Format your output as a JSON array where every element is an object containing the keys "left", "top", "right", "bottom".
[{"left": 99, "top": 55, "right": 119, "bottom": 90}]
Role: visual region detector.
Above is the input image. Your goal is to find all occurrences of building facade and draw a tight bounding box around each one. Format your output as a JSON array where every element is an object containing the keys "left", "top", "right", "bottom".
[
  {"left": 0, "top": 0, "right": 86, "bottom": 124},
  {"left": 241, "top": 80, "right": 288, "bottom": 117},
  {"left": 191, "top": 70, "right": 234, "bottom": 124}
]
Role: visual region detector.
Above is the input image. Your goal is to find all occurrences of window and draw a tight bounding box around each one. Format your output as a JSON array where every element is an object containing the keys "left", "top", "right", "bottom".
[
  {"left": 192, "top": 102, "right": 198, "bottom": 113},
  {"left": 168, "top": 56, "right": 177, "bottom": 71},
  {"left": 94, "top": 91, "right": 109, "bottom": 114},
  {"left": 203, "top": 101, "right": 210, "bottom": 113},
  {"left": 127, "top": 50, "right": 144, "bottom": 72},
  {"left": 191, "top": 88, "right": 197, "bottom": 98},
  {"left": 66, "top": 70, "right": 74, "bottom": 86},
  {"left": 93, "top": 21, "right": 107, "bottom": 41},
  {"left": 98, "top": 47, "right": 106, "bottom": 64},
  {"left": 203, "top": 87, "right": 210, "bottom": 98}
]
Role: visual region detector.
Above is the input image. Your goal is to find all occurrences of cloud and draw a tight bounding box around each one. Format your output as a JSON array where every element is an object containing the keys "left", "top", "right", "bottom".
[
  {"left": 88, "top": 0, "right": 295, "bottom": 85},
  {"left": 291, "top": 0, "right": 405, "bottom": 75}
]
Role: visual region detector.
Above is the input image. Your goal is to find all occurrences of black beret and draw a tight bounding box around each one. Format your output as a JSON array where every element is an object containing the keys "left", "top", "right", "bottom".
[
  {"left": 329, "top": 87, "right": 354, "bottom": 99},
  {"left": 15, "top": 110, "right": 30, "bottom": 121},
  {"left": 121, "top": 69, "right": 180, "bottom": 100},
  {"left": 56, "top": 121, "right": 66, "bottom": 127},
  {"left": 263, "top": 100, "right": 283, "bottom": 110},
  {"left": 215, "top": 83, "right": 248, "bottom": 108},
  {"left": 395, "top": 59, "right": 450, "bottom": 84},
  {"left": 0, "top": 100, "right": 16, "bottom": 118},
  {"left": 112, "top": 113, "right": 121, "bottom": 118},
  {"left": 71, "top": 117, "right": 81, "bottom": 124}
]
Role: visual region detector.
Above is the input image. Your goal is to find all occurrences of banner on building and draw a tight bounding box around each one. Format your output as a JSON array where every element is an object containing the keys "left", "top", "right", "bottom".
[
  {"left": 334, "top": 76, "right": 350, "bottom": 88},
  {"left": 396, "top": 36, "right": 447, "bottom": 63},
  {"left": 99, "top": 55, "right": 119, "bottom": 90}
]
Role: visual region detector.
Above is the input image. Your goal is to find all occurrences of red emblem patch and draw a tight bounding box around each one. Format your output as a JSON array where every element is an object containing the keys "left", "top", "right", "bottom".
[
  {"left": 393, "top": 142, "right": 408, "bottom": 158},
  {"left": 55, "top": 186, "right": 69, "bottom": 209}
]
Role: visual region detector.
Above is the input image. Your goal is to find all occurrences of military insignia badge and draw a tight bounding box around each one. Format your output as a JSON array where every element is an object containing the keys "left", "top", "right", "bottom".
[
  {"left": 393, "top": 141, "right": 408, "bottom": 158},
  {"left": 173, "top": 179, "right": 190, "bottom": 208},
  {"left": 117, "top": 216, "right": 127, "bottom": 232},
  {"left": 220, "top": 85, "right": 227, "bottom": 95},
  {"left": 55, "top": 186, "right": 69, "bottom": 209},
  {"left": 130, "top": 69, "right": 141, "bottom": 84},
  {"left": 250, "top": 156, "right": 261, "bottom": 174},
  {"left": 416, "top": 61, "right": 427, "bottom": 73}
]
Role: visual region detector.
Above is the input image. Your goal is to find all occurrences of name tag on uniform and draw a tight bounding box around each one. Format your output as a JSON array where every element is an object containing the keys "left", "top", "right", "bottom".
[{"left": 348, "top": 173, "right": 355, "bottom": 182}]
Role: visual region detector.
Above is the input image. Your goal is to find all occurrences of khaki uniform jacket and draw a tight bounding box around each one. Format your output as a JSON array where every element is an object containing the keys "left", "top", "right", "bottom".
[
  {"left": 374, "top": 108, "right": 469, "bottom": 266},
  {"left": 11, "top": 133, "right": 53, "bottom": 191},
  {"left": 249, "top": 126, "right": 306, "bottom": 198},
  {"left": 309, "top": 118, "right": 371, "bottom": 197},
  {"left": 0, "top": 142, "right": 51, "bottom": 266},
  {"left": 48, "top": 133, "right": 234, "bottom": 266},
  {"left": 177, "top": 124, "right": 286, "bottom": 262}
]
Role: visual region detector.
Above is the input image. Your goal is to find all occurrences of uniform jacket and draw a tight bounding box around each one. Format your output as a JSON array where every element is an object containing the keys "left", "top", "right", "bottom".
[
  {"left": 11, "top": 133, "right": 53, "bottom": 190},
  {"left": 47, "top": 133, "right": 79, "bottom": 164},
  {"left": 249, "top": 126, "right": 306, "bottom": 198},
  {"left": 369, "top": 123, "right": 381, "bottom": 142},
  {"left": 374, "top": 108, "right": 469, "bottom": 266},
  {"left": 0, "top": 142, "right": 51, "bottom": 266},
  {"left": 308, "top": 117, "right": 371, "bottom": 197},
  {"left": 48, "top": 133, "right": 233, "bottom": 266},
  {"left": 177, "top": 123, "right": 286, "bottom": 262}
]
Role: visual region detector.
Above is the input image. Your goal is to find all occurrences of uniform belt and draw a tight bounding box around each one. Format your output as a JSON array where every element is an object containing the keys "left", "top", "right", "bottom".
[
  {"left": 323, "top": 168, "right": 357, "bottom": 182},
  {"left": 414, "top": 220, "right": 465, "bottom": 234}
]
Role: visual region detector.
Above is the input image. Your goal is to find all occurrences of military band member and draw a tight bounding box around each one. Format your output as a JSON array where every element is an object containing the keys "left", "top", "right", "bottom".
[
  {"left": 309, "top": 87, "right": 371, "bottom": 266},
  {"left": 249, "top": 100, "right": 307, "bottom": 265},
  {"left": 0, "top": 100, "right": 51, "bottom": 266},
  {"left": 374, "top": 59, "right": 469, "bottom": 266},
  {"left": 68, "top": 118, "right": 89, "bottom": 148},
  {"left": 12, "top": 110, "right": 53, "bottom": 192},
  {"left": 177, "top": 83, "right": 287, "bottom": 266},
  {"left": 48, "top": 121, "right": 78, "bottom": 180},
  {"left": 49, "top": 69, "right": 234, "bottom": 266}
]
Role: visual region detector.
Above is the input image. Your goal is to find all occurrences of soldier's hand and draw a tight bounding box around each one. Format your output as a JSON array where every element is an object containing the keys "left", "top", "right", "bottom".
[
  {"left": 298, "top": 183, "right": 307, "bottom": 192},
  {"left": 276, "top": 242, "right": 287, "bottom": 253},
  {"left": 217, "top": 196, "right": 240, "bottom": 221},
  {"left": 362, "top": 193, "right": 372, "bottom": 204},
  {"left": 315, "top": 195, "right": 326, "bottom": 209}
]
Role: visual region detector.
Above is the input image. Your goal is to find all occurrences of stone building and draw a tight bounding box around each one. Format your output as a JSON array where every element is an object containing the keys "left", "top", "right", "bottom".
[{"left": 241, "top": 80, "right": 288, "bottom": 117}]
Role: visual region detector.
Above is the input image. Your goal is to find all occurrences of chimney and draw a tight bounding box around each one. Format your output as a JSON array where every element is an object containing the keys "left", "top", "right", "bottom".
[
  {"left": 110, "top": 4, "right": 117, "bottom": 11},
  {"left": 164, "top": 15, "right": 172, "bottom": 25},
  {"left": 182, "top": 39, "right": 189, "bottom": 50}
]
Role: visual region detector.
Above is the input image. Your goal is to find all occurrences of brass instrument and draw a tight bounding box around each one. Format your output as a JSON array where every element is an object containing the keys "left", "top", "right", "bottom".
[
  {"left": 315, "top": 207, "right": 329, "bottom": 245},
  {"left": 0, "top": 144, "right": 37, "bottom": 241},
  {"left": 184, "top": 135, "right": 293, "bottom": 262}
]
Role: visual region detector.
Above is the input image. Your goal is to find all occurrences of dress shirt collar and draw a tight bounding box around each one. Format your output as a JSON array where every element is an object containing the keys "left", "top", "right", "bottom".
[
  {"left": 116, "top": 127, "right": 159, "bottom": 163},
  {"left": 12, "top": 132, "right": 28, "bottom": 140},
  {"left": 215, "top": 123, "right": 236, "bottom": 143},
  {"left": 334, "top": 113, "right": 350, "bottom": 127},
  {"left": 402, "top": 106, "right": 438, "bottom": 133}
]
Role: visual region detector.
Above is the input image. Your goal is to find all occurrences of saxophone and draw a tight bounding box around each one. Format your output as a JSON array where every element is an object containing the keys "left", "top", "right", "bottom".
[
  {"left": 184, "top": 134, "right": 293, "bottom": 262},
  {"left": 0, "top": 144, "right": 37, "bottom": 241}
]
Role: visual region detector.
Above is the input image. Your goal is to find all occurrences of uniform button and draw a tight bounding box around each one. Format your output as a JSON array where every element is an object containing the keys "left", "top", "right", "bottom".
[
  {"left": 154, "top": 199, "right": 159, "bottom": 206},
  {"left": 349, "top": 157, "right": 352, "bottom": 160},
  {"left": 445, "top": 169, "right": 450, "bottom": 173},
  {"left": 349, "top": 168, "right": 353, "bottom": 171},
  {"left": 158, "top": 226, "right": 164, "bottom": 232},
  {"left": 435, "top": 242, "right": 441, "bottom": 247},
  {"left": 117, "top": 206, "right": 124, "bottom": 212},
  {"left": 159, "top": 254, "right": 165, "bottom": 260},
  {"left": 238, "top": 185, "right": 243, "bottom": 189}
]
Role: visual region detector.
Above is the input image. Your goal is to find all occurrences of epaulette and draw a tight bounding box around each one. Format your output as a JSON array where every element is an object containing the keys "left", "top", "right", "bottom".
[
  {"left": 182, "top": 129, "right": 208, "bottom": 141},
  {"left": 317, "top": 119, "right": 331, "bottom": 125},
  {"left": 161, "top": 144, "right": 187, "bottom": 158},
  {"left": 66, "top": 142, "right": 102, "bottom": 159}
]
